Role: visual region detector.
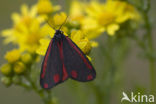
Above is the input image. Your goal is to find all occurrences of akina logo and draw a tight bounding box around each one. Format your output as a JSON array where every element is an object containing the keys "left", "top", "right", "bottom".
[{"left": 121, "top": 92, "right": 155, "bottom": 103}]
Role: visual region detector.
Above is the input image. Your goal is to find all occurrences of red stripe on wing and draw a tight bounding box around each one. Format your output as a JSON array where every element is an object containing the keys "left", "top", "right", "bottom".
[
  {"left": 62, "top": 64, "right": 68, "bottom": 81},
  {"left": 41, "top": 40, "right": 53, "bottom": 79},
  {"left": 57, "top": 41, "right": 68, "bottom": 81},
  {"left": 66, "top": 37, "right": 92, "bottom": 70}
]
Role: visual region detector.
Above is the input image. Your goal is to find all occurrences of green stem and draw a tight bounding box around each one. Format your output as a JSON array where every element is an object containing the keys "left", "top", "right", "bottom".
[
  {"left": 102, "top": 36, "right": 117, "bottom": 104},
  {"left": 89, "top": 83, "right": 103, "bottom": 104},
  {"left": 149, "top": 60, "right": 155, "bottom": 93},
  {"left": 21, "top": 55, "right": 54, "bottom": 104},
  {"left": 143, "top": 0, "right": 156, "bottom": 94}
]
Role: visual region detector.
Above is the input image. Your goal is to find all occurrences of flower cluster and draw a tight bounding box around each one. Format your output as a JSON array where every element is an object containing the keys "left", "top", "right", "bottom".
[
  {"left": 0, "top": 0, "right": 139, "bottom": 103},
  {"left": 0, "top": 0, "right": 139, "bottom": 86},
  {"left": 36, "top": 0, "right": 139, "bottom": 55},
  {"left": 0, "top": 49, "right": 34, "bottom": 86},
  {"left": 82, "top": 0, "right": 139, "bottom": 36}
]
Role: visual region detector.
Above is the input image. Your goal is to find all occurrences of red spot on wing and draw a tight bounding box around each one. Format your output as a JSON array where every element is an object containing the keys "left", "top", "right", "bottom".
[
  {"left": 87, "top": 75, "right": 93, "bottom": 80},
  {"left": 66, "top": 37, "right": 92, "bottom": 70},
  {"left": 54, "top": 74, "right": 60, "bottom": 83},
  {"left": 57, "top": 41, "right": 68, "bottom": 81},
  {"left": 44, "top": 83, "right": 48, "bottom": 88},
  {"left": 41, "top": 40, "right": 53, "bottom": 79},
  {"left": 71, "top": 70, "right": 78, "bottom": 78}
]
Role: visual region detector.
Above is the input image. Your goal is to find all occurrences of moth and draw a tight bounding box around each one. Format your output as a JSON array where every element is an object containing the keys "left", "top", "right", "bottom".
[{"left": 40, "top": 20, "right": 96, "bottom": 89}]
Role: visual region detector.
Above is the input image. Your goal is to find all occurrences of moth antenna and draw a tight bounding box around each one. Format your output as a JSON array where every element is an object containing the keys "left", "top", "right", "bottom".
[
  {"left": 58, "top": 15, "right": 69, "bottom": 30},
  {"left": 46, "top": 20, "right": 56, "bottom": 31}
]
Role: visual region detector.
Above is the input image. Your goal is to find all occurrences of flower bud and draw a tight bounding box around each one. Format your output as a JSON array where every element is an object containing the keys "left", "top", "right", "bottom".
[
  {"left": 21, "top": 53, "right": 32, "bottom": 64},
  {"left": 13, "top": 62, "right": 26, "bottom": 74},
  {"left": 5, "top": 49, "right": 20, "bottom": 63},
  {"left": 0, "top": 64, "right": 12, "bottom": 76},
  {"left": 12, "top": 75, "right": 21, "bottom": 84},
  {"left": 1, "top": 77, "right": 12, "bottom": 87}
]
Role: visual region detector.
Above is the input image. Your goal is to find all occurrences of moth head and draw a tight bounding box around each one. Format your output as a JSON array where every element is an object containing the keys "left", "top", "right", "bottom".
[{"left": 55, "top": 30, "right": 63, "bottom": 35}]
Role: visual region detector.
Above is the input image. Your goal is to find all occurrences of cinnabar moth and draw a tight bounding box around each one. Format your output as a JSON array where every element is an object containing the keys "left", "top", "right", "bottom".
[{"left": 40, "top": 22, "right": 96, "bottom": 89}]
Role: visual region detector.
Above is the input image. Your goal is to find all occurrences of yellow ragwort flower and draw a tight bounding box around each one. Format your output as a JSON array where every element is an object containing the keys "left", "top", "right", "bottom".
[
  {"left": 68, "top": 1, "right": 104, "bottom": 40},
  {"left": 71, "top": 30, "right": 91, "bottom": 54},
  {"left": 70, "top": 1, "right": 84, "bottom": 21},
  {"left": 85, "top": 0, "right": 139, "bottom": 36},
  {"left": 80, "top": 17, "right": 104, "bottom": 39},
  {"left": 37, "top": 0, "right": 60, "bottom": 14},
  {"left": 36, "top": 38, "right": 50, "bottom": 55},
  {"left": 5, "top": 49, "right": 20, "bottom": 63},
  {"left": 48, "top": 12, "right": 67, "bottom": 28},
  {"left": 2, "top": 5, "right": 52, "bottom": 52}
]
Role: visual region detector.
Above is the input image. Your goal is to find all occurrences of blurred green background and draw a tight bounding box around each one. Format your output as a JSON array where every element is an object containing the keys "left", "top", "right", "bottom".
[{"left": 0, "top": 0, "right": 156, "bottom": 104}]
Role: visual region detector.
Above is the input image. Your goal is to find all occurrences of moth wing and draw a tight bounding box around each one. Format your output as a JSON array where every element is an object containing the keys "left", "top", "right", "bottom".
[
  {"left": 62, "top": 37, "right": 96, "bottom": 82},
  {"left": 40, "top": 39, "right": 68, "bottom": 89}
]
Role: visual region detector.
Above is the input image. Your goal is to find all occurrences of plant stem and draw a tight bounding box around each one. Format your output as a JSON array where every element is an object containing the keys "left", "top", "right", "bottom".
[
  {"left": 143, "top": 0, "right": 156, "bottom": 94},
  {"left": 20, "top": 54, "right": 55, "bottom": 104},
  {"left": 102, "top": 36, "right": 117, "bottom": 104}
]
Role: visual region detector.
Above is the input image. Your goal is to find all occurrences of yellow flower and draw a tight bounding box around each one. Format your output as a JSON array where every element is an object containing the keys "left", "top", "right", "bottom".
[
  {"left": 37, "top": 0, "right": 60, "bottom": 14},
  {"left": 5, "top": 49, "right": 20, "bottom": 63},
  {"left": 69, "top": 1, "right": 104, "bottom": 39},
  {"left": 36, "top": 38, "right": 51, "bottom": 55},
  {"left": 80, "top": 17, "right": 104, "bottom": 39},
  {"left": 48, "top": 12, "right": 67, "bottom": 29},
  {"left": 85, "top": 0, "right": 139, "bottom": 36},
  {"left": 71, "top": 30, "right": 91, "bottom": 54},
  {"left": 70, "top": 1, "right": 84, "bottom": 21},
  {"left": 107, "top": 24, "right": 119, "bottom": 35},
  {"left": 13, "top": 62, "right": 26, "bottom": 74},
  {"left": 53, "top": 12, "right": 67, "bottom": 25},
  {"left": 2, "top": 5, "right": 51, "bottom": 52},
  {"left": 0, "top": 64, "right": 12, "bottom": 76}
]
